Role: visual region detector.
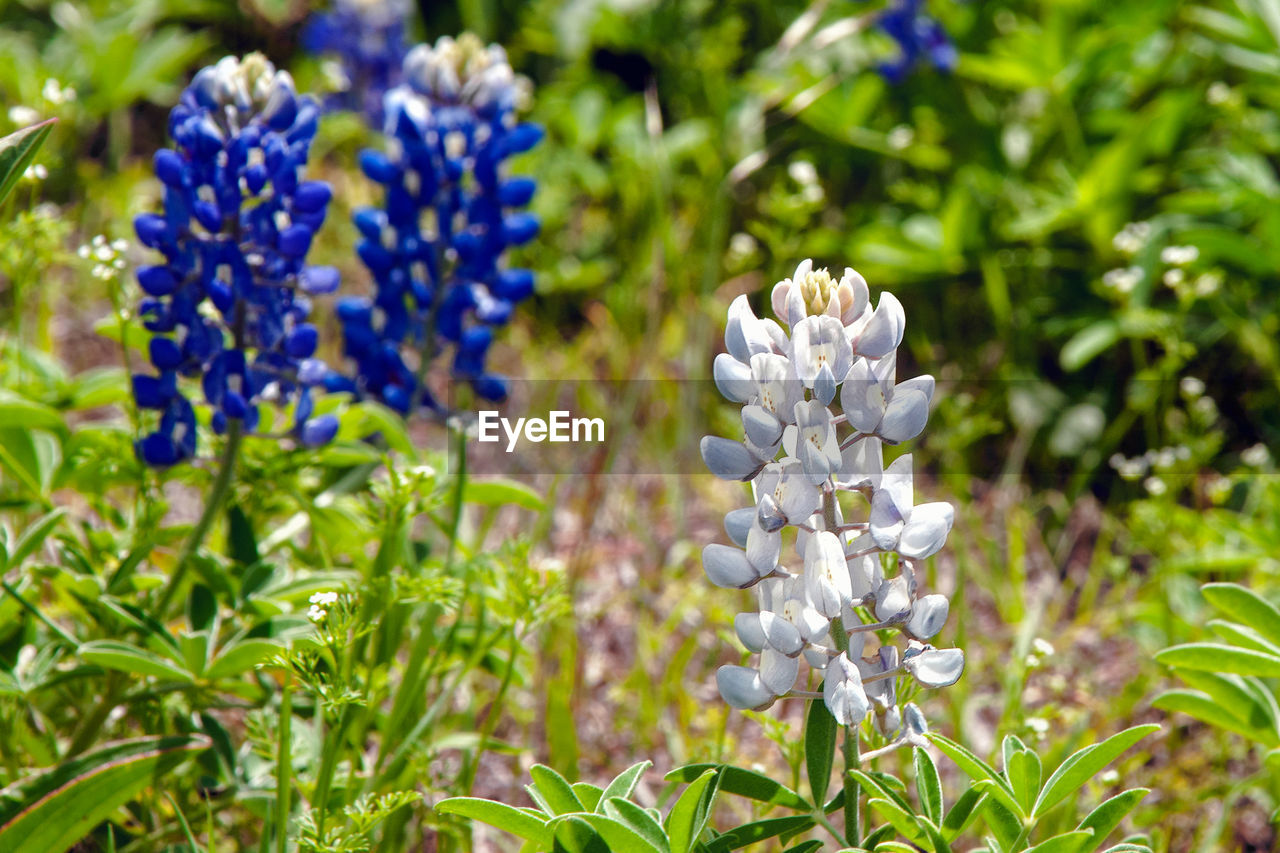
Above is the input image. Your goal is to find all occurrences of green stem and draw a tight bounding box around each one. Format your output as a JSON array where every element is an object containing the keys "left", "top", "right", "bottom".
[
  {"left": 822, "top": 487, "right": 860, "bottom": 846},
  {"left": 154, "top": 420, "right": 243, "bottom": 618},
  {"left": 445, "top": 425, "right": 468, "bottom": 573},
  {"left": 843, "top": 725, "right": 860, "bottom": 846},
  {"left": 276, "top": 676, "right": 292, "bottom": 853}
]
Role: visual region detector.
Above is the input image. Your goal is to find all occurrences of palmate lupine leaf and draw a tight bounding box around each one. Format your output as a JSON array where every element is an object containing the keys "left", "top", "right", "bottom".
[
  {"left": 0, "top": 118, "right": 55, "bottom": 207},
  {"left": 0, "top": 734, "right": 208, "bottom": 853},
  {"left": 1201, "top": 582, "right": 1280, "bottom": 647}
]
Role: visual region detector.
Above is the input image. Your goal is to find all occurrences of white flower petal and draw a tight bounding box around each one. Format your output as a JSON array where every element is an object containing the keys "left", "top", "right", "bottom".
[
  {"left": 874, "top": 574, "right": 912, "bottom": 622},
  {"left": 703, "top": 544, "right": 763, "bottom": 589},
  {"left": 906, "top": 593, "right": 950, "bottom": 640},
  {"left": 742, "top": 404, "right": 785, "bottom": 449},
  {"left": 805, "top": 531, "right": 853, "bottom": 617},
  {"left": 713, "top": 353, "right": 755, "bottom": 402},
  {"left": 897, "top": 502, "right": 954, "bottom": 560},
  {"left": 904, "top": 647, "right": 965, "bottom": 688},
  {"left": 746, "top": 519, "right": 781, "bottom": 575},
  {"left": 869, "top": 487, "right": 905, "bottom": 551},
  {"left": 717, "top": 665, "right": 776, "bottom": 710},
  {"left": 879, "top": 388, "right": 930, "bottom": 443},
  {"left": 701, "top": 436, "right": 766, "bottom": 481},
  {"left": 840, "top": 359, "right": 885, "bottom": 434},
  {"left": 760, "top": 647, "right": 800, "bottom": 693},
  {"left": 734, "top": 613, "right": 766, "bottom": 652},
  {"left": 855, "top": 291, "right": 905, "bottom": 358},
  {"left": 724, "top": 507, "right": 755, "bottom": 547},
  {"left": 759, "top": 610, "right": 805, "bottom": 656},
  {"left": 823, "top": 653, "right": 870, "bottom": 726}
]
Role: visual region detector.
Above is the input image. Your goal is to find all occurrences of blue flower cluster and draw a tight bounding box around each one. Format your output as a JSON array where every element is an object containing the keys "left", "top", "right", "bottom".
[
  {"left": 874, "top": 0, "right": 956, "bottom": 82},
  {"left": 302, "top": 0, "right": 410, "bottom": 126},
  {"left": 329, "top": 35, "right": 543, "bottom": 413},
  {"left": 132, "top": 54, "right": 341, "bottom": 467}
]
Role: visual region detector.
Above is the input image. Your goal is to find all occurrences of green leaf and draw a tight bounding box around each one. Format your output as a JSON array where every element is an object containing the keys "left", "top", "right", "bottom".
[
  {"left": 914, "top": 747, "right": 944, "bottom": 826},
  {"left": 866, "top": 798, "right": 930, "bottom": 849},
  {"left": 1076, "top": 789, "right": 1149, "bottom": 848},
  {"left": 1202, "top": 583, "right": 1280, "bottom": 647},
  {"left": 205, "top": 639, "right": 282, "bottom": 681},
  {"left": 530, "top": 765, "right": 586, "bottom": 815},
  {"left": 227, "top": 504, "right": 259, "bottom": 567},
  {"left": 1061, "top": 320, "right": 1120, "bottom": 372},
  {"left": 0, "top": 391, "right": 64, "bottom": 433},
  {"left": 806, "top": 693, "right": 837, "bottom": 807},
  {"left": 664, "top": 768, "right": 719, "bottom": 853},
  {"left": 1153, "top": 689, "right": 1280, "bottom": 747},
  {"left": 0, "top": 734, "right": 208, "bottom": 853},
  {"left": 600, "top": 761, "right": 652, "bottom": 808},
  {"left": 463, "top": 478, "right": 545, "bottom": 511},
  {"left": 1156, "top": 643, "right": 1280, "bottom": 677},
  {"left": 573, "top": 783, "right": 604, "bottom": 812},
  {"left": 665, "top": 764, "right": 807, "bottom": 810},
  {"left": 782, "top": 842, "right": 825, "bottom": 853},
  {"left": 929, "top": 735, "right": 1023, "bottom": 818},
  {"left": 436, "top": 797, "right": 551, "bottom": 847},
  {"left": 709, "top": 815, "right": 815, "bottom": 852},
  {"left": 847, "top": 768, "right": 916, "bottom": 816},
  {"left": 1024, "top": 831, "right": 1095, "bottom": 853},
  {"left": 552, "top": 815, "right": 611, "bottom": 853},
  {"left": 1174, "top": 669, "right": 1278, "bottom": 734},
  {"left": 980, "top": 792, "right": 1023, "bottom": 851},
  {"left": 1207, "top": 619, "right": 1280, "bottom": 657},
  {"left": 940, "top": 788, "right": 987, "bottom": 841},
  {"left": 1032, "top": 725, "right": 1158, "bottom": 819},
  {"left": 1005, "top": 744, "right": 1041, "bottom": 816},
  {"left": 69, "top": 367, "right": 128, "bottom": 409},
  {"left": 78, "top": 639, "right": 192, "bottom": 682},
  {"left": 602, "top": 798, "right": 671, "bottom": 853},
  {"left": 6, "top": 509, "right": 66, "bottom": 570},
  {"left": 575, "top": 814, "right": 667, "bottom": 853},
  {"left": 0, "top": 118, "right": 55, "bottom": 207}
]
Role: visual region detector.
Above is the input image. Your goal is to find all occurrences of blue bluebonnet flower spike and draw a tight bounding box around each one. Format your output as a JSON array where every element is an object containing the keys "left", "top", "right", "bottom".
[
  {"left": 132, "top": 54, "right": 341, "bottom": 467},
  {"left": 331, "top": 34, "right": 543, "bottom": 414}
]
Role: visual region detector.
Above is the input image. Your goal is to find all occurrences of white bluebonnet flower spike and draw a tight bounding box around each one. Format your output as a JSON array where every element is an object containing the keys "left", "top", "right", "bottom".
[{"left": 703, "top": 259, "right": 963, "bottom": 746}]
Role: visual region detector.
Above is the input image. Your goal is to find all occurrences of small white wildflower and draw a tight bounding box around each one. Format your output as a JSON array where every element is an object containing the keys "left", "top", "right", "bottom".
[
  {"left": 1180, "top": 376, "right": 1205, "bottom": 398},
  {"left": 307, "top": 604, "right": 327, "bottom": 621},
  {"left": 1242, "top": 443, "right": 1270, "bottom": 467},
  {"left": 1144, "top": 476, "right": 1167, "bottom": 496},
  {"left": 1099, "top": 768, "right": 1120, "bottom": 785},
  {"left": 1206, "top": 81, "right": 1231, "bottom": 105},
  {"left": 1162, "top": 268, "right": 1185, "bottom": 288},
  {"left": 1161, "top": 245, "right": 1199, "bottom": 266},
  {"left": 1112, "top": 222, "right": 1151, "bottom": 255},
  {"left": 1032, "top": 638, "right": 1054, "bottom": 657},
  {"left": 728, "top": 232, "right": 758, "bottom": 259},
  {"left": 21, "top": 163, "right": 47, "bottom": 182},
  {"left": 1193, "top": 272, "right": 1221, "bottom": 296},
  {"left": 887, "top": 125, "right": 914, "bottom": 151},
  {"left": 42, "top": 78, "right": 76, "bottom": 105},
  {"left": 1102, "top": 266, "right": 1142, "bottom": 294},
  {"left": 309, "top": 591, "right": 340, "bottom": 607},
  {"left": 8, "top": 105, "right": 39, "bottom": 126},
  {"left": 1208, "top": 475, "right": 1233, "bottom": 502},
  {"left": 788, "top": 159, "right": 818, "bottom": 186},
  {"left": 111, "top": 238, "right": 128, "bottom": 252},
  {"left": 1118, "top": 458, "right": 1146, "bottom": 480},
  {"left": 1026, "top": 717, "right": 1050, "bottom": 740}
]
